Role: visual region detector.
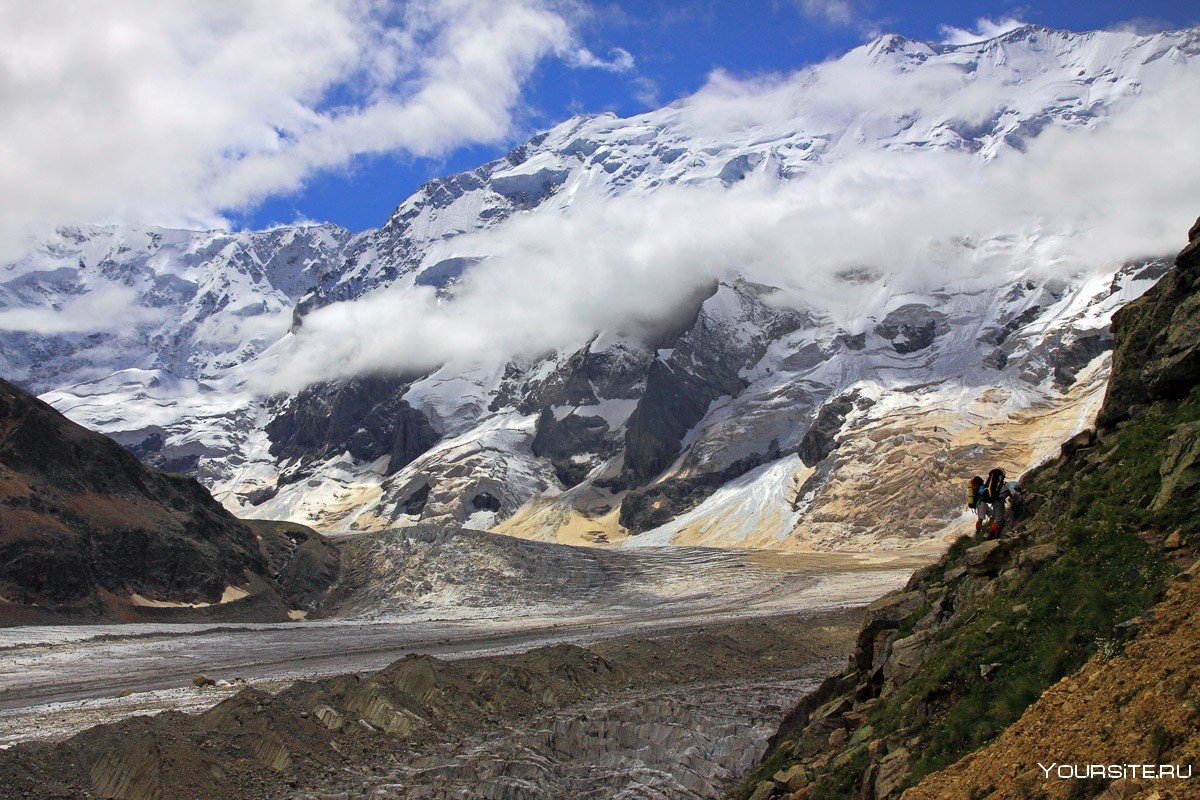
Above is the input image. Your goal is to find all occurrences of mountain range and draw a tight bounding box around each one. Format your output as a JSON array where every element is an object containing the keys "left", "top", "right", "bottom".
[{"left": 3, "top": 24, "right": 1198, "bottom": 550}]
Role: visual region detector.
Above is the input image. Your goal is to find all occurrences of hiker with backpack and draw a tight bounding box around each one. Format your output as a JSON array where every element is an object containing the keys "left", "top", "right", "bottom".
[
  {"left": 967, "top": 475, "right": 986, "bottom": 535},
  {"left": 979, "top": 467, "right": 1008, "bottom": 537}
]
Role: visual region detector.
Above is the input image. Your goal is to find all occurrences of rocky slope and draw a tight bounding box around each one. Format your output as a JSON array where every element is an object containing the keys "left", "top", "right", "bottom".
[
  {"left": 729, "top": 218, "right": 1200, "bottom": 800},
  {"left": 6, "top": 25, "right": 1195, "bottom": 550},
  {"left": 0, "top": 377, "right": 336, "bottom": 623}
]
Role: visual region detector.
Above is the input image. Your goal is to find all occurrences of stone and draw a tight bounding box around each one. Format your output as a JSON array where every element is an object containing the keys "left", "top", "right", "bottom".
[
  {"left": 885, "top": 631, "right": 933, "bottom": 687},
  {"left": 874, "top": 747, "right": 910, "bottom": 800},
  {"left": 943, "top": 565, "right": 968, "bottom": 583},
  {"left": 862, "top": 591, "right": 925, "bottom": 630},
  {"left": 1153, "top": 422, "right": 1200, "bottom": 509},
  {"left": 749, "top": 780, "right": 777, "bottom": 800},
  {"left": 773, "top": 764, "right": 810, "bottom": 791},
  {"left": 850, "top": 724, "right": 876, "bottom": 746},
  {"left": 828, "top": 728, "right": 848, "bottom": 747},
  {"left": 1020, "top": 543, "right": 1059, "bottom": 568},
  {"left": 964, "top": 540, "right": 1003, "bottom": 573},
  {"left": 979, "top": 663, "right": 1002, "bottom": 679},
  {"left": 193, "top": 674, "right": 216, "bottom": 687},
  {"left": 1165, "top": 530, "right": 1183, "bottom": 549},
  {"left": 1061, "top": 428, "right": 1098, "bottom": 459}
]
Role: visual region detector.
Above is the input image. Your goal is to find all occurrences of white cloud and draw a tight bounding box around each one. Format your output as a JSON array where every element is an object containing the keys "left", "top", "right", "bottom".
[
  {"left": 630, "top": 75, "right": 661, "bottom": 107},
  {"left": 266, "top": 65, "right": 1200, "bottom": 391},
  {"left": 0, "top": 287, "right": 160, "bottom": 334},
  {"left": 794, "top": 0, "right": 879, "bottom": 35},
  {"left": 0, "top": 0, "right": 608, "bottom": 260},
  {"left": 938, "top": 17, "right": 1030, "bottom": 46},
  {"left": 796, "top": 0, "right": 857, "bottom": 27},
  {"left": 567, "top": 45, "right": 636, "bottom": 73}
]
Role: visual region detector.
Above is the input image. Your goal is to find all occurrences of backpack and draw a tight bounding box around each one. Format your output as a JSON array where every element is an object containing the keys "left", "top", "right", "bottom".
[
  {"left": 984, "top": 468, "right": 1007, "bottom": 502},
  {"left": 967, "top": 476, "right": 983, "bottom": 508}
]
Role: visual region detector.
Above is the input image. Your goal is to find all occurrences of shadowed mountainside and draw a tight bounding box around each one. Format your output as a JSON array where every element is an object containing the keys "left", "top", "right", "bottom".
[{"left": 0, "top": 378, "right": 337, "bottom": 624}]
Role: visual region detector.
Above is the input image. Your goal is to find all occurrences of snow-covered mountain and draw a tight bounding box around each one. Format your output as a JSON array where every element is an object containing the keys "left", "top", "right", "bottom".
[{"left": 7, "top": 24, "right": 1199, "bottom": 550}]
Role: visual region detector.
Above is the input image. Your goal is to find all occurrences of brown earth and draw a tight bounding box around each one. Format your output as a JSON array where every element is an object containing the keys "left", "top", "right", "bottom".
[{"left": 906, "top": 561, "right": 1200, "bottom": 800}]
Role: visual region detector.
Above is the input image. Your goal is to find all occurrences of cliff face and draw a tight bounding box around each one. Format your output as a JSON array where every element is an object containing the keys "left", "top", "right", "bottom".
[{"left": 734, "top": 217, "right": 1200, "bottom": 800}]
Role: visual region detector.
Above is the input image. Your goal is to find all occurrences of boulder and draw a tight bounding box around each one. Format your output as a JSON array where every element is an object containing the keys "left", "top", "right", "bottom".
[
  {"left": 885, "top": 631, "right": 933, "bottom": 688},
  {"left": 773, "top": 764, "right": 810, "bottom": 791},
  {"left": 873, "top": 747, "right": 910, "bottom": 799},
  {"left": 749, "top": 780, "right": 777, "bottom": 800},
  {"left": 863, "top": 591, "right": 925, "bottom": 630},
  {"left": 1060, "top": 428, "right": 1097, "bottom": 459},
  {"left": 1153, "top": 422, "right": 1200, "bottom": 509},
  {"left": 964, "top": 540, "right": 1005, "bottom": 574},
  {"left": 1019, "top": 542, "right": 1059, "bottom": 568}
]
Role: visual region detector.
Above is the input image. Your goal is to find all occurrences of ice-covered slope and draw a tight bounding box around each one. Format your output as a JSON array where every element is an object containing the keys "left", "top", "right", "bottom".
[{"left": 8, "top": 24, "right": 1199, "bottom": 550}]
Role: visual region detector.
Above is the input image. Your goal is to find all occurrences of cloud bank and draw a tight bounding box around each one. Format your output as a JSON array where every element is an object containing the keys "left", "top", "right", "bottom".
[
  {"left": 0, "top": 0, "right": 605, "bottom": 260},
  {"left": 938, "top": 17, "right": 1030, "bottom": 46},
  {"left": 268, "top": 64, "right": 1200, "bottom": 391}
]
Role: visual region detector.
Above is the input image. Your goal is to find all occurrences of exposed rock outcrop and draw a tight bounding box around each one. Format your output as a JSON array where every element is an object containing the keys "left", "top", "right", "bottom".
[
  {"left": 0, "top": 378, "right": 264, "bottom": 612},
  {"left": 0, "top": 378, "right": 339, "bottom": 623},
  {"left": 1098, "top": 216, "right": 1200, "bottom": 428},
  {"left": 266, "top": 374, "right": 440, "bottom": 478}
]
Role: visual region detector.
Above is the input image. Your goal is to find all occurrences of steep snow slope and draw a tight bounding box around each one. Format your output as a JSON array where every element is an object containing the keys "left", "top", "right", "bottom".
[{"left": 7, "top": 25, "right": 1199, "bottom": 550}]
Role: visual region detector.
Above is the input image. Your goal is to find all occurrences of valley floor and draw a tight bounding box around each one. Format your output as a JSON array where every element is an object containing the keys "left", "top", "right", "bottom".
[{"left": 0, "top": 544, "right": 927, "bottom": 750}]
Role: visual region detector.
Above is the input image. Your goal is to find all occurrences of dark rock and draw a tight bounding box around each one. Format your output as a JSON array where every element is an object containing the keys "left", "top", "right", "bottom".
[
  {"left": 798, "top": 392, "right": 873, "bottom": 467},
  {"left": 0, "top": 378, "right": 266, "bottom": 610},
  {"left": 531, "top": 408, "right": 615, "bottom": 488},
  {"left": 840, "top": 332, "right": 867, "bottom": 351},
  {"left": 246, "top": 520, "right": 341, "bottom": 611},
  {"left": 874, "top": 305, "right": 950, "bottom": 354},
  {"left": 1051, "top": 332, "right": 1112, "bottom": 390},
  {"left": 402, "top": 483, "right": 431, "bottom": 516},
  {"left": 471, "top": 492, "right": 501, "bottom": 513},
  {"left": 619, "top": 450, "right": 780, "bottom": 534},
  {"left": 622, "top": 355, "right": 745, "bottom": 483},
  {"left": 266, "top": 374, "right": 439, "bottom": 476},
  {"left": 622, "top": 281, "right": 806, "bottom": 485},
  {"left": 244, "top": 484, "right": 279, "bottom": 506},
  {"left": 1060, "top": 428, "right": 1097, "bottom": 459},
  {"left": 981, "top": 305, "right": 1043, "bottom": 346}
]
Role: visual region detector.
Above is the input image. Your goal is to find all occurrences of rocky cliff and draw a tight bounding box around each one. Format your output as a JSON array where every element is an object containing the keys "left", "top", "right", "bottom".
[
  {"left": 731, "top": 217, "right": 1200, "bottom": 800},
  {"left": 0, "top": 378, "right": 337, "bottom": 623}
]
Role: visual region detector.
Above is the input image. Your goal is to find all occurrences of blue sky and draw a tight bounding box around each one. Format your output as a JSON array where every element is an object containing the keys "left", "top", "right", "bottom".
[{"left": 238, "top": 0, "right": 1197, "bottom": 234}]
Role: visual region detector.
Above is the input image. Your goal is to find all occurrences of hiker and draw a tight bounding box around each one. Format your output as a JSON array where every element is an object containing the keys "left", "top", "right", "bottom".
[
  {"left": 980, "top": 467, "right": 1008, "bottom": 536},
  {"left": 967, "top": 475, "right": 986, "bottom": 534},
  {"left": 1004, "top": 477, "right": 1027, "bottom": 521}
]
